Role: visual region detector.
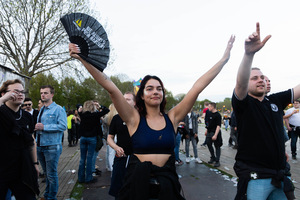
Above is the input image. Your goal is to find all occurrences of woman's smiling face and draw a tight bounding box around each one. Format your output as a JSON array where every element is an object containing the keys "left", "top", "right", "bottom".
[{"left": 142, "top": 78, "right": 164, "bottom": 106}]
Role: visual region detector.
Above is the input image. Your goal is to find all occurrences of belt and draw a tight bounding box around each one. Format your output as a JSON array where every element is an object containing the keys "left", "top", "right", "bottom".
[
  {"left": 289, "top": 124, "right": 300, "bottom": 131},
  {"left": 290, "top": 124, "right": 300, "bottom": 128},
  {"left": 37, "top": 144, "right": 60, "bottom": 149}
]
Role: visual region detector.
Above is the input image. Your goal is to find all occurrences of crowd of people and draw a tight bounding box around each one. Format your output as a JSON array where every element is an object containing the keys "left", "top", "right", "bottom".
[{"left": 0, "top": 22, "right": 299, "bottom": 200}]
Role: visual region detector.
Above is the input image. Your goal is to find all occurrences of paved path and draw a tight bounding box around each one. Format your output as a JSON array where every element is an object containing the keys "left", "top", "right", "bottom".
[
  {"left": 196, "top": 125, "right": 300, "bottom": 199},
  {"left": 37, "top": 132, "right": 80, "bottom": 200},
  {"left": 196, "top": 124, "right": 300, "bottom": 199},
  {"left": 37, "top": 124, "right": 300, "bottom": 199}
]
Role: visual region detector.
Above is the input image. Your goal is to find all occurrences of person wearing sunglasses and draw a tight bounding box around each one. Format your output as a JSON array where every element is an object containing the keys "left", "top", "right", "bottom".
[
  {"left": 23, "top": 98, "right": 38, "bottom": 117},
  {"left": 23, "top": 98, "right": 39, "bottom": 135},
  {"left": 0, "top": 79, "right": 39, "bottom": 199}
]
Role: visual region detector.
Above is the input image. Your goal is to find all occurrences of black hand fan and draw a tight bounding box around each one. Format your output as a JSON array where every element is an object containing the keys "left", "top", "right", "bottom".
[{"left": 60, "top": 13, "right": 110, "bottom": 72}]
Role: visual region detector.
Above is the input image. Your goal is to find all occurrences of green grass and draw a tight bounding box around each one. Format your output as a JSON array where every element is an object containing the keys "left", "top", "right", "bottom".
[
  {"left": 203, "top": 162, "right": 234, "bottom": 178},
  {"left": 69, "top": 181, "right": 85, "bottom": 200}
]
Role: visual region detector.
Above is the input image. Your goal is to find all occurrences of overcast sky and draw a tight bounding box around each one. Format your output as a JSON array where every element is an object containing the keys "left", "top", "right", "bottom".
[{"left": 91, "top": 0, "right": 300, "bottom": 102}]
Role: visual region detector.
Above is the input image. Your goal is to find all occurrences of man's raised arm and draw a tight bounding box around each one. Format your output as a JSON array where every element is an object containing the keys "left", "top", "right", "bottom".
[{"left": 234, "top": 23, "right": 271, "bottom": 100}]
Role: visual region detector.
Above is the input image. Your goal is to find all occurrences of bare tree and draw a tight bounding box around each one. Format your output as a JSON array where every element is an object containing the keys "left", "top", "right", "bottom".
[{"left": 0, "top": 0, "right": 110, "bottom": 84}]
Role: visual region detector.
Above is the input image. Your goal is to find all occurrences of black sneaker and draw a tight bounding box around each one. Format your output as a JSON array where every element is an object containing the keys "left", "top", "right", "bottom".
[
  {"left": 86, "top": 178, "right": 97, "bottom": 184},
  {"left": 208, "top": 158, "right": 216, "bottom": 164},
  {"left": 95, "top": 169, "right": 102, "bottom": 175},
  {"left": 214, "top": 161, "right": 220, "bottom": 167},
  {"left": 292, "top": 155, "right": 297, "bottom": 160},
  {"left": 175, "top": 160, "right": 184, "bottom": 166}
]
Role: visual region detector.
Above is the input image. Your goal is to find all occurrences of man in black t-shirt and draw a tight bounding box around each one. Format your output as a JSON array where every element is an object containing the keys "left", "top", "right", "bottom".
[
  {"left": 232, "top": 23, "right": 298, "bottom": 200},
  {"left": 107, "top": 92, "right": 135, "bottom": 199},
  {"left": 205, "top": 102, "right": 222, "bottom": 167},
  {"left": 0, "top": 79, "right": 39, "bottom": 199},
  {"left": 201, "top": 102, "right": 210, "bottom": 147},
  {"left": 23, "top": 97, "right": 39, "bottom": 127}
]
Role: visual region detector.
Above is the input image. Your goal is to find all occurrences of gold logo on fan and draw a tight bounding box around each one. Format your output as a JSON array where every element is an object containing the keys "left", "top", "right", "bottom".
[{"left": 75, "top": 19, "right": 82, "bottom": 27}]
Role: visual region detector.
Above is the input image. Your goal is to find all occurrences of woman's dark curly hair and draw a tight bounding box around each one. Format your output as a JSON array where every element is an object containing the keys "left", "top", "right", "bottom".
[{"left": 136, "top": 75, "right": 167, "bottom": 117}]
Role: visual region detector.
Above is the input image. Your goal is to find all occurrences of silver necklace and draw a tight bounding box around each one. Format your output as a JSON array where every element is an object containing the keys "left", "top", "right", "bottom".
[{"left": 16, "top": 109, "right": 22, "bottom": 120}]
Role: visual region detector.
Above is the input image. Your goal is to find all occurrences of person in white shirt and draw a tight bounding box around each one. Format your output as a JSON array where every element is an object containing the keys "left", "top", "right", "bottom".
[{"left": 284, "top": 99, "right": 300, "bottom": 159}]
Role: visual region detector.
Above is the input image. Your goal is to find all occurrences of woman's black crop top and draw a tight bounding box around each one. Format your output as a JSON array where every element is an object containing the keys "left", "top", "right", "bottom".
[{"left": 131, "top": 114, "right": 175, "bottom": 154}]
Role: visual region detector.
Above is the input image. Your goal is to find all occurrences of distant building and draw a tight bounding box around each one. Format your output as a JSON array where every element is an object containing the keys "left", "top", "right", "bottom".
[{"left": 0, "top": 64, "right": 30, "bottom": 86}]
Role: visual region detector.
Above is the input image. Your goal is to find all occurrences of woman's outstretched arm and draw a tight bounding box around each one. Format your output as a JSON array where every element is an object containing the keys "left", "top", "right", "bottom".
[
  {"left": 169, "top": 35, "right": 235, "bottom": 127},
  {"left": 69, "top": 44, "right": 139, "bottom": 128}
]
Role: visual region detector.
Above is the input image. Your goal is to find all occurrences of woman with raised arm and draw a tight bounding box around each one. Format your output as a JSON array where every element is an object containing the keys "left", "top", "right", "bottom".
[{"left": 69, "top": 35, "right": 235, "bottom": 200}]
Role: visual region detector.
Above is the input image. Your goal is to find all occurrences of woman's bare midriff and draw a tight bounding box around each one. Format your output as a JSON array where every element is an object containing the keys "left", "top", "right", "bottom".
[{"left": 134, "top": 154, "right": 171, "bottom": 167}]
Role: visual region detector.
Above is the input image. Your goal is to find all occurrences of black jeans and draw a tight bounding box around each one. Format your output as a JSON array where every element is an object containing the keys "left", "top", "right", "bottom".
[
  {"left": 68, "top": 128, "right": 76, "bottom": 145},
  {"left": 0, "top": 180, "right": 36, "bottom": 200},
  {"left": 290, "top": 128, "right": 300, "bottom": 155},
  {"left": 206, "top": 135, "right": 221, "bottom": 162},
  {"left": 229, "top": 126, "right": 238, "bottom": 146}
]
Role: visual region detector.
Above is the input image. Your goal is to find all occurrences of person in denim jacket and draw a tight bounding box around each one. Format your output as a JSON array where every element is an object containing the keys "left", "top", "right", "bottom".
[{"left": 35, "top": 85, "right": 67, "bottom": 200}]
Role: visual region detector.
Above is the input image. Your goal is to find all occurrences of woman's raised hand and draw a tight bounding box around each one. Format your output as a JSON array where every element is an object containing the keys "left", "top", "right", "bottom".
[
  {"left": 221, "top": 35, "right": 235, "bottom": 63},
  {"left": 69, "top": 43, "right": 81, "bottom": 60}
]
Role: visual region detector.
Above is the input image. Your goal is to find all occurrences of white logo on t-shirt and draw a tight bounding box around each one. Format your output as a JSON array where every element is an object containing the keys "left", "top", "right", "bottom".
[{"left": 270, "top": 104, "right": 278, "bottom": 112}]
